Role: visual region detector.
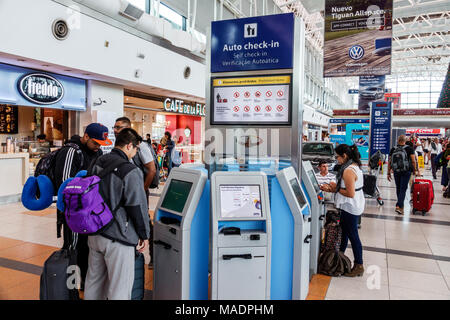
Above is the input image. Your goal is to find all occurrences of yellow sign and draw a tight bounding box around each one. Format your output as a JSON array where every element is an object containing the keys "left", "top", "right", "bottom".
[
  {"left": 418, "top": 155, "right": 424, "bottom": 169},
  {"left": 213, "top": 75, "right": 291, "bottom": 87}
]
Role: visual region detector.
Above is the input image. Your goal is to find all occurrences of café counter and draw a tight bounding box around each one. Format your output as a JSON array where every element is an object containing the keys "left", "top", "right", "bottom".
[{"left": 0, "top": 152, "right": 30, "bottom": 203}]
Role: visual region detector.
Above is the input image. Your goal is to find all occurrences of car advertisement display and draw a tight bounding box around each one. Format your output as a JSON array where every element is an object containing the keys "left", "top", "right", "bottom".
[
  {"left": 211, "top": 75, "right": 291, "bottom": 125},
  {"left": 358, "top": 75, "right": 386, "bottom": 112},
  {"left": 369, "top": 101, "right": 393, "bottom": 156},
  {"left": 324, "top": 0, "right": 393, "bottom": 77},
  {"left": 211, "top": 13, "right": 294, "bottom": 73}
]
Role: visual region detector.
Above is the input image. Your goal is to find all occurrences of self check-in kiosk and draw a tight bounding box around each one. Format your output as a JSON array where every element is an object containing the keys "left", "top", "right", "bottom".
[
  {"left": 275, "top": 166, "right": 312, "bottom": 300},
  {"left": 301, "top": 161, "right": 325, "bottom": 277},
  {"left": 211, "top": 171, "right": 271, "bottom": 300},
  {"left": 153, "top": 167, "right": 210, "bottom": 300}
]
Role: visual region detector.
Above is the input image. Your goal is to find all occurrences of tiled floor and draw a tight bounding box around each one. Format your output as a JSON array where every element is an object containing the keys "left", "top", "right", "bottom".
[
  {"left": 326, "top": 165, "right": 450, "bottom": 300},
  {"left": 0, "top": 164, "right": 449, "bottom": 300}
]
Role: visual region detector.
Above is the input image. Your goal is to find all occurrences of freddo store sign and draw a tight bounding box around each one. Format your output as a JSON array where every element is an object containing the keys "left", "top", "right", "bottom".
[
  {"left": 164, "top": 98, "right": 206, "bottom": 117},
  {"left": 18, "top": 73, "right": 64, "bottom": 105}
]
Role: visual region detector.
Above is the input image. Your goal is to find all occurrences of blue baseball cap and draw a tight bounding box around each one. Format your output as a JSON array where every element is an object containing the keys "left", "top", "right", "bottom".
[{"left": 85, "top": 123, "right": 112, "bottom": 146}]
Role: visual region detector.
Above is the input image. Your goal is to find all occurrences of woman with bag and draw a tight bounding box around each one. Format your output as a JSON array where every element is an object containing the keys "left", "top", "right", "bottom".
[{"left": 320, "top": 144, "right": 365, "bottom": 277}]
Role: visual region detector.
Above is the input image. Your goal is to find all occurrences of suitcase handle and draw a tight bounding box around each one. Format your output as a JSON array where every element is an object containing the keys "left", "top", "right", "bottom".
[{"left": 304, "top": 235, "right": 313, "bottom": 243}]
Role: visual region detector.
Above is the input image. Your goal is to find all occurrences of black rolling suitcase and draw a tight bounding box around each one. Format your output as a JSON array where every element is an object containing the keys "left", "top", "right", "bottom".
[
  {"left": 40, "top": 247, "right": 80, "bottom": 300},
  {"left": 131, "top": 252, "right": 145, "bottom": 300}
]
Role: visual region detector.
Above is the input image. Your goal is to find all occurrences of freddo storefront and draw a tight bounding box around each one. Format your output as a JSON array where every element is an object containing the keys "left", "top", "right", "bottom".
[
  {"left": 0, "top": 62, "right": 86, "bottom": 202},
  {"left": 124, "top": 95, "right": 206, "bottom": 164}
]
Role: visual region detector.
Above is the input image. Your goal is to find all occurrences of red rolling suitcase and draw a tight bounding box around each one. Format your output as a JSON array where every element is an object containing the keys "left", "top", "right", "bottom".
[{"left": 412, "top": 178, "right": 434, "bottom": 216}]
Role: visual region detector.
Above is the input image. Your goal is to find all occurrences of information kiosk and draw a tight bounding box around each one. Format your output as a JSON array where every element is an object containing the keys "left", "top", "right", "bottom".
[
  {"left": 301, "top": 161, "right": 325, "bottom": 277},
  {"left": 153, "top": 168, "right": 210, "bottom": 300},
  {"left": 210, "top": 171, "right": 272, "bottom": 300},
  {"left": 275, "top": 167, "right": 312, "bottom": 300}
]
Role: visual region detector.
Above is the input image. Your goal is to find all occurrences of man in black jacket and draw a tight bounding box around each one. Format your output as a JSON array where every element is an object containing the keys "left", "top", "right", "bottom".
[
  {"left": 54, "top": 123, "right": 112, "bottom": 286},
  {"left": 84, "top": 128, "right": 150, "bottom": 300}
]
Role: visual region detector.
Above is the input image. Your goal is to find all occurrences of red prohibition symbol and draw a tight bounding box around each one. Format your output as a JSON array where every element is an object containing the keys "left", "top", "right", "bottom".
[
  {"left": 244, "top": 91, "right": 251, "bottom": 98},
  {"left": 266, "top": 91, "right": 272, "bottom": 97},
  {"left": 255, "top": 91, "right": 261, "bottom": 98},
  {"left": 265, "top": 105, "right": 272, "bottom": 112},
  {"left": 276, "top": 105, "right": 283, "bottom": 112},
  {"left": 244, "top": 106, "right": 250, "bottom": 112},
  {"left": 277, "top": 90, "right": 284, "bottom": 97},
  {"left": 233, "top": 92, "right": 240, "bottom": 98},
  {"left": 233, "top": 106, "right": 240, "bottom": 112},
  {"left": 254, "top": 105, "right": 261, "bottom": 112}
]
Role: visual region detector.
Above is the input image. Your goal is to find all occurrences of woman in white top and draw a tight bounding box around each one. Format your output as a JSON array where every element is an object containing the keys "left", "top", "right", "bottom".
[{"left": 320, "top": 144, "right": 365, "bottom": 277}]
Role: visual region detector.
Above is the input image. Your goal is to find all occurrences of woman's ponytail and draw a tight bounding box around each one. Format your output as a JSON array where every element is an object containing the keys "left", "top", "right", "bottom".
[{"left": 335, "top": 144, "right": 362, "bottom": 167}]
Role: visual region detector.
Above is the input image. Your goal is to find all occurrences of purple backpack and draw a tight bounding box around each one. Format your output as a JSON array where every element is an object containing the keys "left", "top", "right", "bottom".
[{"left": 63, "top": 159, "right": 127, "bottom": 235}]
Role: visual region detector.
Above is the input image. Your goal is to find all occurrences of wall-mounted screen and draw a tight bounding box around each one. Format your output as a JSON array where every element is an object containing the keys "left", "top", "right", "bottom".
[
  {"left": 160, "top": 179, "right": 193, "bottom": 214},
  {"left": 289, "top": 178, "right": 307, "bottom": 208},
  {"left": 211, "top": 75, "right": 292, "bottom": 126},
  {"left": 219, "top": 185, "right": 262, "bottom": 219},
  {"left": 307, "top": 170, "right": 321, "bottom": 193}
]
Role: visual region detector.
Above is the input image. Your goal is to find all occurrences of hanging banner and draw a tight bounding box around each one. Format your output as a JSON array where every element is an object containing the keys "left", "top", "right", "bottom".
[
  {"left": 369, "top": 101, "right": 393, "bottom": 157},
  {"left": 211, "top": 13, "right": 294, "bottom": 73},
  {"left": 358, "top": 75, "right": 386, "bottom": 111},
  {"left": 384, "top": 93, "right": 401, "bottom": 108},
  {"left": 324, "top": 0, "right": 393, "bottom": 77}
]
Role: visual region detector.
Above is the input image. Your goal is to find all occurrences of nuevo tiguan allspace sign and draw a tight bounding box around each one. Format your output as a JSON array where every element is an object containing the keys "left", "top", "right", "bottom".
[
  {"left": 324, "top": 0, "right": 393, "bottom": 77},
  {"left": 211, "top": 13, "right": 294, "bottom": 72},
  {"left": 19, "top": 73, "right": 64, "bottom": 105}
]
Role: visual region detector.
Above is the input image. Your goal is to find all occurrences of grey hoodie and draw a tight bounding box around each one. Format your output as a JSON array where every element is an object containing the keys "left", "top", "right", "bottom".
[{"left": 90, "top": 148, "right": 150, "bottom": 246}]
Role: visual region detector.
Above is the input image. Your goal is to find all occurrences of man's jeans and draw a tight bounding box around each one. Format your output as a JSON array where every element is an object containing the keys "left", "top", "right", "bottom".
[{"left": 394, "top": 171, "right": 412, "bottom": 209}]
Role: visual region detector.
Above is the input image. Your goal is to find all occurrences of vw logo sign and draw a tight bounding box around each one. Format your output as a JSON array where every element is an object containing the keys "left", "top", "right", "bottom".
[{"left": 349, "top": 45, "right": 365, "bottom": 60}]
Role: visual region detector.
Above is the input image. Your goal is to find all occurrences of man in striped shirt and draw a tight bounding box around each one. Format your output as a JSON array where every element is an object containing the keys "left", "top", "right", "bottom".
[
  {"left": 54, "top": 123, "right": 112, "bottom": 288},
  {"left": 316, "top": 160, "right": 336, "bottom": 186}
]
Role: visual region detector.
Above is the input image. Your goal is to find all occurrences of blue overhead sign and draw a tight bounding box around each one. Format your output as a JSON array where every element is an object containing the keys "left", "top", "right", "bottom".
[
  {"left": 330, "top": 118, "right": 369, "bottom": 124},
  {"left": 0, "top": 63, "right": 86, "bottom": 111},
  {"left": 369, "top": 101, "right": 393, "bottom": 156},
  {"left": 211, "top": 13, "right": 294, "bottom": 73}
]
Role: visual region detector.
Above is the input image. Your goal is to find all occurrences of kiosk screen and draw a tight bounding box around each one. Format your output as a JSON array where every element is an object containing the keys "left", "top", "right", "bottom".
[
  {"left": 289, "top": 178, "right": 307, "bottom": 208},
  {"left": 160, "top": 179, "right": 193, "bottom": 214},
  {"left": 219, "top": 185, "right": 262, "bottom": 219},
  {"left": 307, "top": 170, "right": 321, "bottom": 193}
]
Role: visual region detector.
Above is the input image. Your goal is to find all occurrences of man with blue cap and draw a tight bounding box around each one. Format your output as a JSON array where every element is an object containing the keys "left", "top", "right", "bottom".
[{"left": 54, "top": 122, "right": 112, "bottom": 290}]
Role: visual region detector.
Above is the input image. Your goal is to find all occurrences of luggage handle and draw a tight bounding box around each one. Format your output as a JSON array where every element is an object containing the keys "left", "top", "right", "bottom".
[
  {"left": 319, "top": 214, "right": 325, "bottom": 221},
  {"left": 222, "top": 254, "right": 252, "bottom": 260},
  {"left": 154, "top": 240, "right": 172, "bottom": 250}
]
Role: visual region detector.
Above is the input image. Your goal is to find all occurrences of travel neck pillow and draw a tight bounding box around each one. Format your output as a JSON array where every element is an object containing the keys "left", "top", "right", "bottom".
[{"left": 21, "top": 175, "right": 54, "bottom": 211}]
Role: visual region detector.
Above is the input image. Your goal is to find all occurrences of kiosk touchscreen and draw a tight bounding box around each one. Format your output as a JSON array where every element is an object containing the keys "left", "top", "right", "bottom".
[
  {"left": 276, "top": 167, "right": 312, "bottom": 300},
  {"left": 211, "top": 171, "right": 271, "bottom": 300},
  {"left": 153, "top": 168, "right": 209, "bottom": 300},
  {"left": 301, "top": 161, "right": 325, "bottom": 277}
]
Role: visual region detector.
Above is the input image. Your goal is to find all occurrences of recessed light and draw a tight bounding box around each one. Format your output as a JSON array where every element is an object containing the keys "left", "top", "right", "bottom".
[
  {"left": 64, "top": 69, "right": 73, "bottom": 72},
  {"left": 42, "top": 64, "right": 50, "bottom": 67},
  {"left": 82, "top": 73, "right": 91, "bottom": 76},
  {"left": 17, "top": 59, "right": 27, "bottom": 62}
]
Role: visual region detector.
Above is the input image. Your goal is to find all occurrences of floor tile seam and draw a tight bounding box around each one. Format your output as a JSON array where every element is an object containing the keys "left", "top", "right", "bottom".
[
  {"left": 363, "top": 245, "right": 450, "bottom": 262},
  {"left": 436, "top": 260, "right": 450, "bottom": 291},
  {"left": 384, "top": 219, "right": 391, "bottom": 300},
  {"left": 387, "top": 267, "right": 450, "bottom": 295},
  {"left": 387, "top": 284, "right": 450, "bottom": 298},
  {"left": 361, "top": 213, "right": 450, "bottom": 226}
]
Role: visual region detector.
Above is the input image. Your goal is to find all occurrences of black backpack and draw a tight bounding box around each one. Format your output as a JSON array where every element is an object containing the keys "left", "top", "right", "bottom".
[
  {"left": 34, "top": 143, "right": 84, "bottom": 188},
  {"left": 431, "top": 142, "right": 437, "bottom": 151},
  {"left": 390, "top": 145, "right": 410, "bottom": 173}
]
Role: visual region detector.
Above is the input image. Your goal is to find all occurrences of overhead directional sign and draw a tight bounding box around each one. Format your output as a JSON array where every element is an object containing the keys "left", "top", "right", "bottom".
[
  {"left": 211, "top": 13, "right": 294, "bottom": 73},
  {"left": 369, "top": 101, "right": 393, "bottom": 156}
]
